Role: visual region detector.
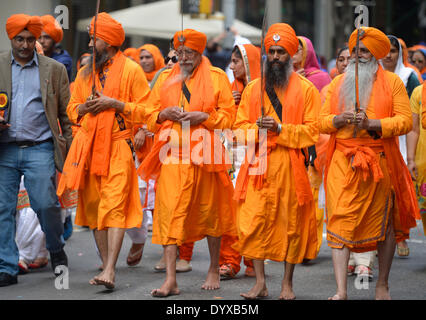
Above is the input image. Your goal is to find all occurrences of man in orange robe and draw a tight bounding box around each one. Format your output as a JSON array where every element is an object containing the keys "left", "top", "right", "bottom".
[
  {"left": 138, "top": 28, "right": 236, "bottom": 297},
  {"left": 57, "top": 12, "right": 150, "bottom": 290},
  {"left": 233, "top": 23, "right": 320, "bottom": 300},
  {"left": 138, "top": 44, "right": 165, "bottom": 85},
  {"left": 218, "top": 43, "right": 260, "bottom": 279},
  {"left": 320, "top": 27, "right": 420, "bottom": 300}
]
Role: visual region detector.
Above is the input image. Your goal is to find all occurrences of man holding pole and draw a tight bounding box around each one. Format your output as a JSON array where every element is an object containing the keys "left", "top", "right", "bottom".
[{"left": 319, "top": 26, "right": 419, "bottom": 300}]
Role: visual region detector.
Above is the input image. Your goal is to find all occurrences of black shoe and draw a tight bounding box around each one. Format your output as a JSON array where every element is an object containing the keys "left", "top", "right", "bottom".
[
  {"left": 0, "top": 272, "right": 18, "bottom": 287},
  {"left": 50, "top": 249, "right": 68, "bottom": 276}
]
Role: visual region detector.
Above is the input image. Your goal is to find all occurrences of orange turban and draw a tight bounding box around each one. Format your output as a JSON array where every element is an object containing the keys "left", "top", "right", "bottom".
[
  {"left": 173, "top": 29, "right": 207, "bottom": 54},
  {"left": 41, "top": 15, "right": 63, "bottom": 43},
  {"left": 6, "top": 14, "right": 43, "bottom": 40},
  {"left": 348, "top": 27, "right": 390, "bottom": 60},
  {"left": 264, "top": 23, "right": 298, "bottom": 57},
  {"left": 123, "top": 48, "right": 140, "bottom": 64},
  {"left": 89, "top": 12, "right": 125, "bottom": 47}
]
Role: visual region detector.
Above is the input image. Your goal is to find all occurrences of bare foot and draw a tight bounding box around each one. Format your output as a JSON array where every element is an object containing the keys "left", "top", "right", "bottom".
[
  {"left": 151, "top": 280, "right": 180, "bottom": 297},
  {"left": 93, "top": 269, "right": 115, "bottom": 290},
  {"left": 375, "top": 284, "right": 391, "bottom": 300},
  {"left": 279, "top": 283, "right": 296, "bottom": 300},
  {"left": 201, "top": 267, "right": 220, "bottom": 290},
  {"left": 328, "top": 292, "right": 348, "bottom": 300},
  {"left": 240, "top": 283, "right": 268, "bottom": 300}
]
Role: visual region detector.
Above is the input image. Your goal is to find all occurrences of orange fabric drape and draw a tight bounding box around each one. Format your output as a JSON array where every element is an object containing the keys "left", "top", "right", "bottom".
[
  {"left": 137, "top": 56, "right": 230, "bottom": 182},
  {"left": 58, "top": 51, "right": 126, "bottom": 194},
  {"left": 324, "top": 66, "right": 420, "bottom": 230},
  {"left": 234, "top": 72, "right": 312, "bottom": 206}
]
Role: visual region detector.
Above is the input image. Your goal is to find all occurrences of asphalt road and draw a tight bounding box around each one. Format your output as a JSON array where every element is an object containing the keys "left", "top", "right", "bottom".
[{"left": 1, "top": 219, "right": 425, "bottom": 302}]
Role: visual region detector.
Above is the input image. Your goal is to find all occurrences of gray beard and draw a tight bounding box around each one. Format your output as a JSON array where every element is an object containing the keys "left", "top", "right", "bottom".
[
  {"left": 339, "top": 57, "right": 378, "bottom": 111},
  {"left": 82, "top": 50, "right": 110, "bottom": 78}
]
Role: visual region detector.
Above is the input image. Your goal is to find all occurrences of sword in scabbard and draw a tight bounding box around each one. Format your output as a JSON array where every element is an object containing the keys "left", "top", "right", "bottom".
[{"left": 90, "top": 0, "right": 101, "bottom": 100}]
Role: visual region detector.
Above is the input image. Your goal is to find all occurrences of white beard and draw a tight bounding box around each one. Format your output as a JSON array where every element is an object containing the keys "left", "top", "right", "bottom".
[{"left": 339, "top": 57, "right": 378, "bottom": 112}]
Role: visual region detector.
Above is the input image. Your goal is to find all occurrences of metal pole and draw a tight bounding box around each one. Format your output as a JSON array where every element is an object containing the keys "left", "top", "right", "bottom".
[{"left": 222, "top": 0, "right": 236, "bottom": 50}]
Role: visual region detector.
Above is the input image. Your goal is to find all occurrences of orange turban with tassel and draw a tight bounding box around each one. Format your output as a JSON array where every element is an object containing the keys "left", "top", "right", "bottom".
[
  {"left": 173, "top": 29, "right": 207, "bottom": 54},
  {"left": 264, "top": 23, "right": 299, "bottom": 57}
]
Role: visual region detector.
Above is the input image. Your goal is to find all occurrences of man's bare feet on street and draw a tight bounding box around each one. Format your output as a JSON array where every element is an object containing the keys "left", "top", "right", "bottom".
[
  {"left": 240, "top": 283, "right": 268, "bottom": 300},
  {"left": 328, "top": 292, "right": 348, "bottom": 300},
  {"left": 279, "top": 282, "right": 296, "bottom": 300},
  {"left": 151, "top": 280, "right": 180, "bottom": 297},
  {"left": 201, "top": 267, "right": 220, "bottom": 290},
  {"left": 92, "top": 269, "right": 115, "bottom": 290},
  {"left": 375, "top": 284, "right": 391, "bottom": 300}
]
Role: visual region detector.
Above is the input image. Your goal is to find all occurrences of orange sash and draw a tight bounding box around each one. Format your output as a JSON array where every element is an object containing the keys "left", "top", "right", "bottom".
[
  {"left": 234, "top": 73, "right": 313, "bottom": 206},
  {"left": 324, "top": 65, "right": 420, "bottom": 229},
  {"left": 137, "top": 56, "right": 230, "bottom": 183},
  {"left": 57, "top": 51, "right": 127, "bottom": 195}
]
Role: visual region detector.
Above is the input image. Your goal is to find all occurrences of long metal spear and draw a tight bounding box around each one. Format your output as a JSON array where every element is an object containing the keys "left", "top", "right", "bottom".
[
  {"left": 91, "top": 0, "right": 101, "bottom": 99},
  {"left": 259, "top": 4, "right": 268, "bottom": 126},
  {"left": 353, "top": 20, "right": 363, "bottom": 137}
]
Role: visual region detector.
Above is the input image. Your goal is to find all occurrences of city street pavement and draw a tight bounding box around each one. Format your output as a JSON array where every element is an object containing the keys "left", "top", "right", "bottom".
[{"left": 1, "top": 220, "right": 425, "bottom": 301}]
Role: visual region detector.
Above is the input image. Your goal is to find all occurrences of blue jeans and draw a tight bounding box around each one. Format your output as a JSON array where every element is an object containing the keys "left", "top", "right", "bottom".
[{"left": 0, "top": 141, "right": 64, "bottom": 275}]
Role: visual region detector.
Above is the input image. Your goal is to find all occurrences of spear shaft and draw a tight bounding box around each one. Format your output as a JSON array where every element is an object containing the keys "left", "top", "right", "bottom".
[
  {"left": 91, "top": 0, "right": 101, "bottom": 98},
  {"left": 259, "top": 5, "right": 268, "bottom": 125}
]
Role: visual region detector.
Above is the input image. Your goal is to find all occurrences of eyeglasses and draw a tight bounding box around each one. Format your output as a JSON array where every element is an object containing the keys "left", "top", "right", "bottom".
[
  {"left": 176, "top": 49, "right": 196, "bottom": 58},
  {"left": 165, "top": 56, "right": 178, "bottom": 64}
]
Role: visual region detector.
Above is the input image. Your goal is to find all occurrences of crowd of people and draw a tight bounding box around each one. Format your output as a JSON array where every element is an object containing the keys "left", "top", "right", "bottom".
[{"left": 0, "top": 10, "right": 425, "bottom": 301}]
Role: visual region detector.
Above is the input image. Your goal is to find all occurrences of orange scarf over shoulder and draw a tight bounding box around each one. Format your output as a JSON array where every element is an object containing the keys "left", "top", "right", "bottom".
[
  {"left": 137, "top": 56, "right": 230, "bottom": 182},
  {"left": 324, "top": 66, "right": 420, "bottom": 229},
  {"left": 58, "top": 51, "right": 126, "bottom": 194},
  {"left": 234, "top": 73, "right": 313, "bottom": 206}
]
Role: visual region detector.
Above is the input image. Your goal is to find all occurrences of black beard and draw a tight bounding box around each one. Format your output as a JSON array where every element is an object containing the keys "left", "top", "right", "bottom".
[
  {"left": 82, "top": 49, "right": 110, "bottom": 77},
  {"left": 265, "top": 58, "right": 291, "bottom": 90}
]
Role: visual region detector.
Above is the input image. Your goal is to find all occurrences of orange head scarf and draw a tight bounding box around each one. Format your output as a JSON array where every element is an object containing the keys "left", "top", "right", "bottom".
[
  {"left": 264, "top": 23, "right": 298, "bottom": 57},
  {"left": 232, "top": 44, "right": 261, "bottom": 94},
  {"left": 138, "top": 44, "right": 165, "bottom": 81},
  {"left": 348, "top": 27, "right": 390, "bottom": 60},
  {"left": 89, "top": 12, "right": 125, "bottom": 47},
  {"left": 173, "top": 29, "right": 207, "bottom": 54},
  {"left": 6, "top": 14, "right": 43, "bottom": 39},
  {"left": 123, "top": 47, "right": 140, "bottom": 64},
  {"left": 41, "top": 15, "right": 63, "bottom": 43}
]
